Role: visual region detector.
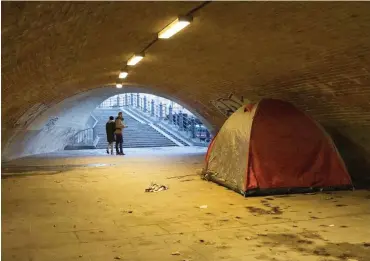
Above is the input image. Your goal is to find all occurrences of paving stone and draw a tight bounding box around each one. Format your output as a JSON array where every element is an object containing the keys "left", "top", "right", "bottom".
[{"left": 2, "top": 150, "right": 370, "bottom": 261}]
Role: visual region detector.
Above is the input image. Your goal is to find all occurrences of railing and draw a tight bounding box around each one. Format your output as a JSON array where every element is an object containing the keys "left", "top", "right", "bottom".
[
  {"left": 99, "top": 94, "right": 212, "bottom": 144},
  {"left": 69, "top": 128, "right": 95, "bottom": 145},
  {"left": 164, "top": 112, "right": 212, "bottom": 143},
  {"left": 65, "top": 114, "right": 99, "bottom": 149}
]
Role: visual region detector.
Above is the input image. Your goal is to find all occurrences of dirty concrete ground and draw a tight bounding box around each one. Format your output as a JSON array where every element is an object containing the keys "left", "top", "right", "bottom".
[{"left": 2, "top": 147, "right": 370, "bottom": 261}]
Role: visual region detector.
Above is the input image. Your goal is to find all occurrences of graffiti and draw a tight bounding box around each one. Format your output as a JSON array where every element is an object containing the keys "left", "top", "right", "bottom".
[
  {"left": 14, "top": 103, "right": 48, "bottom": 129},
  {"left": 210, "top": 93, "right": 249, "bottom": 117},
  {"left": 43, "top": 117, "right": 59, "bottom": 132}
]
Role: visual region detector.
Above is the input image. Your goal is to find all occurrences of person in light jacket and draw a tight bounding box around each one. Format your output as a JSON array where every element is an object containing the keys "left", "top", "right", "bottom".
[
  {"left": 114, "top": 112, "right": 126, "bottom": 155},
  {"left": 105, "top": 116, "right": 115, "bottom": 155}
]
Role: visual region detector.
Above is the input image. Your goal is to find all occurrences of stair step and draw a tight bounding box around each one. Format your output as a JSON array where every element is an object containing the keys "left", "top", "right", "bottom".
[{"left": 90, "top": 109, "right": 178, "bottom": 149}]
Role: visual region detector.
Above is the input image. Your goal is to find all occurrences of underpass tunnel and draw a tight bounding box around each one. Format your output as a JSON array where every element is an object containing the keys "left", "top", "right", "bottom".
[
  {"left": 1, "top": 1, "right": 370, "bottom": 181},
  {"left": 2, "top": 3, "right": 370, "bottom": 260},
  {"left": 2, "top": 86, "right": 214, "bottom": 161}
]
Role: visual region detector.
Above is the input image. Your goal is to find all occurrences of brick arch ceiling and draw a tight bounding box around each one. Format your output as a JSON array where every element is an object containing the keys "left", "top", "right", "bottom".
[{"left": 2, "top": 2, "right": 370, "bottom": 171}]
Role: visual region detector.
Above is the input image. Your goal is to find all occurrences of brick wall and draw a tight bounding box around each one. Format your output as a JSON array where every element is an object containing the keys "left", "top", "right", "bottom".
[{"left": 2, "top": 2, "right": 370, "bottom": 183}]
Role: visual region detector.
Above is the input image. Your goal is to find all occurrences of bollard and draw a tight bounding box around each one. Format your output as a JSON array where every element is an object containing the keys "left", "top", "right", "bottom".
[
  {"left": 169, "top": 105, "right": 173, "bottom": 124},
  {"left": 159, "top": 103, "right": 163, "bottom": 120},
  {"left": 130, "top": 93, "right": 134, "bottom": 106},
  {"left": 143, "top": 96, "right": 147, "bottom": 112},
  {"left": 125, "top": 94, "right": 128, "bottom": 106},
  {"left": 183, "top": 114, "right": 188, "bottom": 131},
  {"left": 191, "top": 118, "right": 196, "bottom": 139},
  {"left": 136, "top": 94, "right": 140, "bottom": 108},
  {"left": 151, "top": 100, "right": 155, "bottom": 116},
  {"left": 179, "top": 112, "right": 184, "bottom": 131}
]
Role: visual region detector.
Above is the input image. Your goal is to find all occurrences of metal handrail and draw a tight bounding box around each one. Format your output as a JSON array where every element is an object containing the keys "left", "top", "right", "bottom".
[
  {"left": 98, "top": 94, "right": 212, "bottom": 144},
  {"left": 90, "top": 114, "right": 98, "bottom": 129},
  {"left": 68, "top": 114, "right": 99, "bottom": 146}
]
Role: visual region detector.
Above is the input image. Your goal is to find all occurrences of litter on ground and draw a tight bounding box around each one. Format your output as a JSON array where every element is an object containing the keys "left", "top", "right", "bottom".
[{"left": 145, "top": 183, "right": 169, "bottom": 193}]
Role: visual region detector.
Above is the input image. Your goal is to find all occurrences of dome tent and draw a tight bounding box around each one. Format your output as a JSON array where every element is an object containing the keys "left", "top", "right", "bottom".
[{"left": 204, "top": 99, "right": 353, "bottom": 196}]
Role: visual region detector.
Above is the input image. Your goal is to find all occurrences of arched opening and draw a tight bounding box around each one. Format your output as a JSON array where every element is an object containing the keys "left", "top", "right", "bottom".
[
  {"left": 66, "top": 93, "right": 213, "bottom": 153},
  {"left": 2, "top": 86, "right": 214, "bottom": 161}
]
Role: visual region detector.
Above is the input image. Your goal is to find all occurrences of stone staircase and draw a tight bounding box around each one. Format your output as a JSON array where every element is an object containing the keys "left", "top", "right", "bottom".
[
  {"left": 93, "top": 108, "right": 178, "bottom": 148},
  {"left": 123, "top": 107, "right": 190, "bottom": 146}
]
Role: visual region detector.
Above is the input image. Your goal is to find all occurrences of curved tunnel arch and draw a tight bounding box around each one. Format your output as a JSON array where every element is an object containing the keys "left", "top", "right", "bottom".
[
  {"left": 2, "top": 85, "right": 216, "bottom": 161},
  {"left": 1, "top": 2, "right": 370, "bottom": 183}
]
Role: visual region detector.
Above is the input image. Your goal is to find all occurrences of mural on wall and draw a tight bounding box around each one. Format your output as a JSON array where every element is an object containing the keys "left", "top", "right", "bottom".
[
  {"left": 42, "top": 117, "right": 59, "bottom": 132},
  {"left": 210, "top": 93, "right": 249, "bottom": 117},
  {"left": 14, "top": 103, "right": 48, "bottom": 129}
]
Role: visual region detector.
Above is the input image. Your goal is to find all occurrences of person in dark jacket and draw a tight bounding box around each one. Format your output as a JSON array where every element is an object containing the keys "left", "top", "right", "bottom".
[{"left": 106, "top": 116, "right": 115, "bottom": 155}]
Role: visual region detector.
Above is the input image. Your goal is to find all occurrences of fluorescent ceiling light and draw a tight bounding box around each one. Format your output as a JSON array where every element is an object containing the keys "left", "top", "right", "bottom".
[
  {"left": 119, "top": 71, "right": 128, "bottom": 79},
  {"left": 127, "top": 54, "right": 144, "bottom": 66},
  {"left": 116, "top": 83, "right": 123, "bottom": 88},
  {"left": 158, "top": 16, "right": 193, "bottom": 39}
]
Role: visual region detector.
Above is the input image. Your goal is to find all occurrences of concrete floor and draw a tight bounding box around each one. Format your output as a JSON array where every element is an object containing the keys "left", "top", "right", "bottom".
[{"left": 2, "top": 147, "right": 370, "bottom": 261}]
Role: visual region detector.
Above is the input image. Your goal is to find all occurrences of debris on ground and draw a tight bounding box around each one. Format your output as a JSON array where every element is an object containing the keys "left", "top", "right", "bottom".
[
  {"left": 198, "top": 169, "right": 214, "bottom": 181},
  {"left": 329, "top": 224, "right": 335, "bottom": 227},
  {"left": 246, "top": 206, "right": 282, "bottom": 215},
  {"left": 171, "top": 251, "right": 181, "bottom": 256},
  {"left": 180, "top": 179, "right": 195, "bottom": 182},
  {"left": 199, "top": 205, "right": 208, "bottom": 209},
  {"left": 114, "top": 256, "right": 121, "bottom": 260},
  {"left": 145, "top": 183, "right": 168, "bottom": 193},
  {"left": 167, "top": 174, "right": 197, "bottom": 179}
]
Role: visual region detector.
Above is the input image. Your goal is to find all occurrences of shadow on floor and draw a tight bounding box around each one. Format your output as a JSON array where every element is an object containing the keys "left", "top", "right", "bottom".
[{"left": 328, "top": 127, "right": 370, "bottom": 189}]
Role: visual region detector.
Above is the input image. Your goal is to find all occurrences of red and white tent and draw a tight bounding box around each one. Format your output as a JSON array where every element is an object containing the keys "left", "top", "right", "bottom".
[{"left": 204, "top": 99, "right": 353, "bottom": 196}]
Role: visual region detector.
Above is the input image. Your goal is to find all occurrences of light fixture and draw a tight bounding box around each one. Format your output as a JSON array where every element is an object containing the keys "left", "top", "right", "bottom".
[
  {"left": 119, "top": 71, "right": 128, "bottom": 79},
  {"left": 127, "top": 53, "right": 144, "bottom": 66},
  {"left": 116, "top": 83, "right": 123, "bottom": 88},
  {"left": 158, "top": 16, "right": 193, "bottom": 39}
]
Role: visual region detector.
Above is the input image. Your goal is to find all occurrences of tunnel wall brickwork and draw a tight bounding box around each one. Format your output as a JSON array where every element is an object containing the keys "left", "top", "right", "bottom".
[{"left": 2, "top": 2, "right": 370, "bottom": 183}]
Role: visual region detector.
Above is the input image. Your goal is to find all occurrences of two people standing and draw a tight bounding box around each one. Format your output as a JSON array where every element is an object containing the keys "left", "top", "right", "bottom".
[{"left": 105, "top": 112, "right": 126, "bottom": 155}]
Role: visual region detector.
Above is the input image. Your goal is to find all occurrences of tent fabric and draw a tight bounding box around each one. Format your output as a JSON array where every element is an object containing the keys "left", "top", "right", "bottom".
[
  {"left": 205, "top": 98, "right": 352, "bottom": 196},
  {"left": 206, "top": 105, "right": 258, "bottom": 193}
]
